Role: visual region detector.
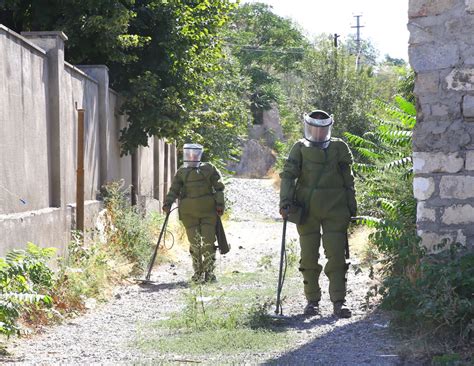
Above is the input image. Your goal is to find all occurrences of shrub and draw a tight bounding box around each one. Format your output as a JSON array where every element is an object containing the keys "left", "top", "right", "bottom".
[
  {"left": 101, "top": 181, "right": 158, "bottom": 273},
  {"left": 0, "top": 243, "right": 54, "bottom": 337}
]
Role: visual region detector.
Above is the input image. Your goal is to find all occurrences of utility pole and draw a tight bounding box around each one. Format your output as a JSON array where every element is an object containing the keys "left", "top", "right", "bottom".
[{"left": 351, "top": 14, "right": 364, "bottom": 70}]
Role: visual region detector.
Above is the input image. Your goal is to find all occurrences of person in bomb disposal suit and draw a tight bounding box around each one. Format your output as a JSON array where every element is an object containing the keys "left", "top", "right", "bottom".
[
  {"left": 279, "top": 110, "right": 357, "bottom": 318},
  {"left": 163, "top": 143, "right": 225, "bottom": 283}
]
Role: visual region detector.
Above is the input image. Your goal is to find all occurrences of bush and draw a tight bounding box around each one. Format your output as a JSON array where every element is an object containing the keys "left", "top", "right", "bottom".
[
  {"left": 383, "top": 245, "right": 474, "bottom": 343},
  {"left": 3, "top": 181, "right": 165, "bottom": 337},
  {"left": 101, "top": 181, "right": 159, "bottom": 273},
  {"left": 0, "top": 243, "right": 54, "bottom": 337}
]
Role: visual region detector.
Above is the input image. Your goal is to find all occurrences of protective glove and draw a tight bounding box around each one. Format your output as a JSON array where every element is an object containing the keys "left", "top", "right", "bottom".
[
  {"left": 279, "top": 206, "right": 289, "bottom": 219},
  {"left": 216, "top": 207, "right": 224, "bottom": 216},
  {"left": 162, "top": 205, "right": 171, "bottom": 213}
]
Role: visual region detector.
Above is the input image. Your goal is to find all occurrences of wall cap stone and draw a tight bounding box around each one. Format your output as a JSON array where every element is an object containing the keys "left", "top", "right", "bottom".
[
  {"left": 21, "top": 31, "right": 68, "bottom": 41},
  {"left": 0, "top": 25, "right": 47, "bottom": 56}
]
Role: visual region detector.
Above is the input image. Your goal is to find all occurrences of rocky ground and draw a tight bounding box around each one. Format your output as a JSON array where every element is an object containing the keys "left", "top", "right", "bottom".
[{"left": 3, "top": 178, "right": 406, "bottom": 365}]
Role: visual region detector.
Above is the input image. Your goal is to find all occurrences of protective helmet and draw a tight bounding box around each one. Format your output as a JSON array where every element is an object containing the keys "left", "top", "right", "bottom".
[
  {"left": 303, "top": 110, "right": 333, "bottom": 148},
  {"left": 183, "top": 143, "right": 203, "bottom": 168}
]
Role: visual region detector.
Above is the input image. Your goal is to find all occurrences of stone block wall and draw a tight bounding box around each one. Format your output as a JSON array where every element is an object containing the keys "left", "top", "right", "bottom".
[{"left": 409, "top": 0, "right": 474, "bottom": 250}]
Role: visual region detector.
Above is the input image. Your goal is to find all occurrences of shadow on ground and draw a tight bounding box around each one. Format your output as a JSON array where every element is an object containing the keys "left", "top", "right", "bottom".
[
  {"left": 263, "top": 310, "right": 402, "bottom": 366},
  {"left": 137, "top": 280, "right": 189, "bottom": 293}
]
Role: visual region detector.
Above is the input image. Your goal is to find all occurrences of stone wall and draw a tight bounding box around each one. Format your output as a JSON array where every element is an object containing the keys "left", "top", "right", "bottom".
[
  {"left": 409, "top": 0, "right": 474, "bottom": 250},
  {"left": 0, "top": 26, "right": 176, "bottom": 255}
]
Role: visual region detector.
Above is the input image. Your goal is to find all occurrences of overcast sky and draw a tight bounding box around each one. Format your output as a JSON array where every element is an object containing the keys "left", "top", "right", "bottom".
[{"left": 241, "top": 0, "right": 410, "bottom": 61}]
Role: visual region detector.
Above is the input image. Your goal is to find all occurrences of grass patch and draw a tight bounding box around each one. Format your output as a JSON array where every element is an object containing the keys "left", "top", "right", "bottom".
[
  {"left": 135, "top": 271, "right": 291, "bottom": 355},
  {"left": 138, "top": 328, "right": 287, "bottom": 355}
]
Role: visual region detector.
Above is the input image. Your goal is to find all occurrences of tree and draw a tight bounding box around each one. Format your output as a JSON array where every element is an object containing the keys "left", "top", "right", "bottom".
[
  {"left": 299, "top": 36, "right": 375, "bottom": 137},
  {"left": 176, "top": 49, "right": 251, "bottom": 168},
  {"left": 0, "top": 0, "right": 241, "bottom": 159},
  {"left": 0, "top": 0, "right": 136, "bottom": 64},
  {"left": 345, "top": 35, "right": 379, "bottom": 67},
  {"left": 115, "top": 1, "right": 238, "bottom": 155},
  {"left": 225, "top": 2, "right": 309, "bottom": 123}
]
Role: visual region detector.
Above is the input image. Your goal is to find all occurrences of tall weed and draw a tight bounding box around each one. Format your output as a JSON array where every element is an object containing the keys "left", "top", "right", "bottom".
[{"left": 101, "top": 181, "right": 159, "bottom": 273}]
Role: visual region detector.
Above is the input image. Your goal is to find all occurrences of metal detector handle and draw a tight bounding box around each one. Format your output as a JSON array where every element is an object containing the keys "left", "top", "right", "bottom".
[
  {"left": 275, "top": 218, "right": 287, "bottom": 315},
  {"left": 144, "top": 210, "right": 171, "bottom": 281}
]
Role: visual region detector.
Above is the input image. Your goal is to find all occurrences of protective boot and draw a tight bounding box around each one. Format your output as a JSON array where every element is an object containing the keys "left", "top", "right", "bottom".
[
  {"left": 191, "top": 272, "right": 203, "bottom": 283},
  {"left": 333, "top": 301, "right": 352, "bottom": 318},
  {"left": 303, "top": 301, "right": 320, "bottom": 316},
  {"left": 204, "top": 272, "right": 217, "bottom": 283}
]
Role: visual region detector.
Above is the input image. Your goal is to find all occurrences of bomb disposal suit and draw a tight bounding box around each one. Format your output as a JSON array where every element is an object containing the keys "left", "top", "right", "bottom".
[
  {"left": 279, "top": 110, "right": 356, "bottom": 316},
  {"left": 163, "top": 144, "right": 225, "bottom": 282}
]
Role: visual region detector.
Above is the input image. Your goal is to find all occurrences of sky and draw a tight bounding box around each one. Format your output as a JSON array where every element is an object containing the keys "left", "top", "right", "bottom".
[{"left": 242, "top": 0, "right": 410, "bottom": 61}]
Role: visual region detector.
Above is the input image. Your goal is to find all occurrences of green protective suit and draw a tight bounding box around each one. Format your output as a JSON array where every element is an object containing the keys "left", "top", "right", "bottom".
[
  {"left": 165, "top": 163, "right": 225, "bottom": 277},
  {"left": 280, "top": 138, "right": 357, "bottom": 303}
]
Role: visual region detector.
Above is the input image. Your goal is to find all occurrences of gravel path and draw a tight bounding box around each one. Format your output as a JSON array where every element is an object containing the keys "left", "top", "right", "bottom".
[{"left": 3, "top": 178, "right": 402, "bottom": 365}]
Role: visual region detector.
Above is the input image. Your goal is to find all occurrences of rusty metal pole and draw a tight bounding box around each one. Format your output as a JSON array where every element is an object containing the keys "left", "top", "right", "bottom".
[
  {"left": 76, "top": 108, "right": 85, "bottom": 232},
  {"left": 131, "top": 150, "right": 138, "bottom": 206}
]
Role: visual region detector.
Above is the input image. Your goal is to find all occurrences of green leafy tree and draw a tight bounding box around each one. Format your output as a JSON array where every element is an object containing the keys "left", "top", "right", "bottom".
[
  {"left": 226, "top": 2, "right": 309, "bottom": 122},
  {"left": 300, "top": 36, "right": 375, "bottom": 137},
  {"left": 116, "top": 0, "right": 238, "bottom": 155},
  {"left": 0, "top": 0, "right": 240, "bottom": 159},
  {"left": 176, "top": 49, "right": 250, "bottom": 168},
  {"left": 345, "top": 35, "right": 379, "bottom": 67},
  {"left": 0, "top": 0, "right": 137, "bottom": 64}
]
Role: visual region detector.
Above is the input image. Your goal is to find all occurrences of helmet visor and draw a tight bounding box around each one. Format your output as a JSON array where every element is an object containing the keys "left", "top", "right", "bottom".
[
  {"left": 183, "top": 143, "right": 203, "bottom": 168},
  {"left": 304, "top": 123, "right": 332, "bottom": 143}
]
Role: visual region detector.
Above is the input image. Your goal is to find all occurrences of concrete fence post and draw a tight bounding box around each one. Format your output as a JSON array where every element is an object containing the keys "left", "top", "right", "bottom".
[{"left": 21, "top": 31, "right": 68, "bottom": 208}]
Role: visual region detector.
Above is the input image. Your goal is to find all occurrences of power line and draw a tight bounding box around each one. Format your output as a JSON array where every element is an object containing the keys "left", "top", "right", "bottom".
[{"left": 224, "top": 43, "right": 306, "bottom": 55}]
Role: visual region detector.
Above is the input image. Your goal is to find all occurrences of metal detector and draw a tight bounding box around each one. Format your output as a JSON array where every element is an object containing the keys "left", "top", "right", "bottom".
[
  {"left": 136, "top": 209, "right": 172, "bottom": 284},
  {"left": 274, "top": 218, "right": 288, "bottom": 316}
]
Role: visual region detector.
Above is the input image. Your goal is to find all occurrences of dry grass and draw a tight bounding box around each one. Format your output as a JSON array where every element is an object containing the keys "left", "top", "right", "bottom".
[
  {"left": 349, "top": 225, "right": 376, "bottom": 265},
  {"left": 266, "top": 168, "right": 281, "bottom": 190}
]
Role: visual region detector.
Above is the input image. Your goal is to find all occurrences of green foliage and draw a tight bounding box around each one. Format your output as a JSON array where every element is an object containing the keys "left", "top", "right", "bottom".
[
  {"left": 382, "top": 245, "right": 474, "bottom": 343},
  {"left": 176, "top": 50, "right": 250, "bottom": 167},
  {"left": 53, "top": 232, "right": 119, "bottom": 305},
  {"left": 300, "top": 36, "right": 375, "bottom": 137},
  {"left": 0, "top": 1, "right": 240, "bottom": 159},
  {"left": 0, "top": 243, "right": 54, "bottom": 337},
  {"left": 345, "top": 35, "right": 380, "bottom": 66},
  {"left": 226, "top": 3, "right": 309, "bottom": 119},
  {"left": 101, "top": 181, "right": 157, "bottom": 273},
  {"left": 0, "top": 0, "right": 135, "bottom": 64},
  {"left": 117, "top": 0, "right": 239, "bottom": 155},
  {"left": 373, "top": 60, "right": 412, "bottom": 103}
]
